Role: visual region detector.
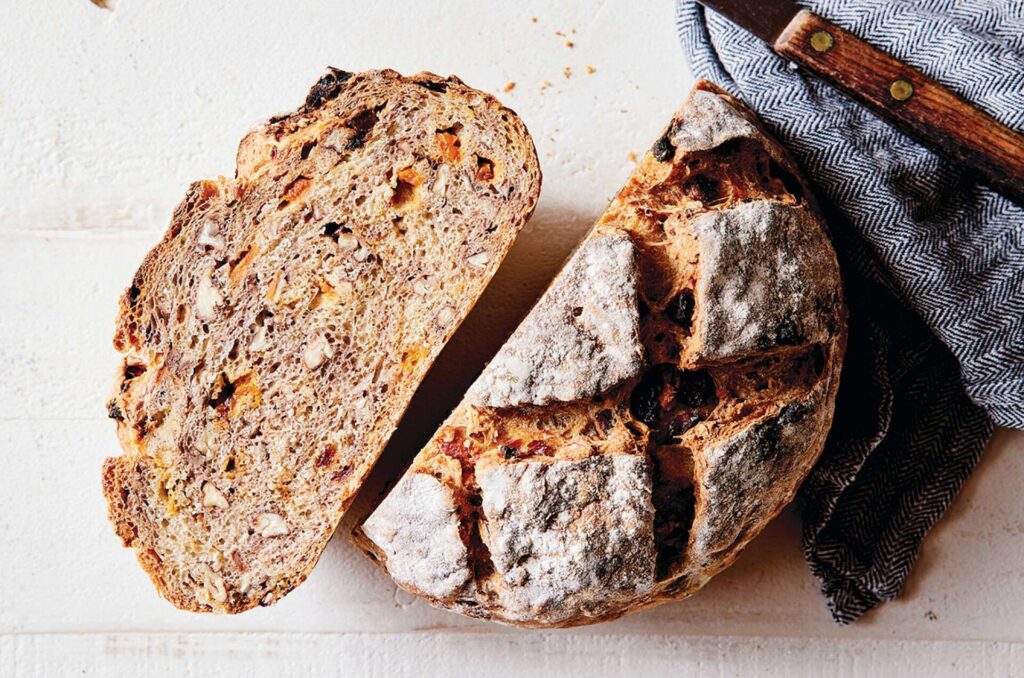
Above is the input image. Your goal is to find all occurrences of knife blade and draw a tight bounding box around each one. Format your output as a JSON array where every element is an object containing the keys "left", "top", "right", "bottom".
[
  {"left": 696, "top": 0, "right": 1024, "bottom": 205},
  {"left": 698, "top": 0, "right": 801, "bottom": 44}
]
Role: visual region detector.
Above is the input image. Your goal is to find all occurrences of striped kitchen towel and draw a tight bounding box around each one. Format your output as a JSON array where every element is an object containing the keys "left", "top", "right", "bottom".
[{"left": 676, "top": 0, "right": 1023, "bottom": 623}]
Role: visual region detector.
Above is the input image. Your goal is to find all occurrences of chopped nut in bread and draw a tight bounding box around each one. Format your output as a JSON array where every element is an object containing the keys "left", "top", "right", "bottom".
[{"left": 102, "top": 68, "right": 541, "bottom": 614}]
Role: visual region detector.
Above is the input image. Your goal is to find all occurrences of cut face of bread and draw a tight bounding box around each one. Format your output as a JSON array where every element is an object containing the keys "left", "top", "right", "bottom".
[
  {"left": 102, "top": 69, "right": 541, "bottom": 613},
  {"left": 354, "top": 81, "right": 845, "bottom": 627}
]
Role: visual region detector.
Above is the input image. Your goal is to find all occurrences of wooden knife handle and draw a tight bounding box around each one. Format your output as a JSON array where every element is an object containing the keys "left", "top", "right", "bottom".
[{"left": 774, "top": 9, "right": 1024, "bottom": 205}]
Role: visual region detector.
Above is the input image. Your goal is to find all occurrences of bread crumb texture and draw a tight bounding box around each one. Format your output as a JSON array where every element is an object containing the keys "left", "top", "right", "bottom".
[
  {"left": 355, "top": 81, "right": 846, "bottom": 627},
  {"left": 102, "top": 68, "right": 540, "bottom": 613}
]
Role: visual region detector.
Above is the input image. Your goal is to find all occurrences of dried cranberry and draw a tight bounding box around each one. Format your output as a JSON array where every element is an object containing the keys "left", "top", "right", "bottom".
[
  {"left": 315, "top": 444, "right": 337, "bottom": 468},
  {"left": 630, "top": 367, "right": 669, "bottom": 426},
  {"left": 652, "top": 135, "right": 675, "bottom": 162},
  {"left": 664, "top": 290, "right": 695, "bottom": 330},
  {"left": 107, "top": 401, "right": 124, "bottom": 421},
  {"left": 438, "top": 428, "right": 466, "bottom": 459},
  {"left": 675, "top": 370, "right": 715, "bottom": 408},
  {"left": 525, "top": 440, "right": 552, "bottom": 457},
  {"left": 304, "top": 67, "right": 353, "bottom": 109}
]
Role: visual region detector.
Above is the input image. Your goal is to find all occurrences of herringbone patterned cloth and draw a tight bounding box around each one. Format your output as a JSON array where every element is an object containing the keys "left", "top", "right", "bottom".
[{"left": 676, "top": 0, "right": 1022, "bottom": 622}]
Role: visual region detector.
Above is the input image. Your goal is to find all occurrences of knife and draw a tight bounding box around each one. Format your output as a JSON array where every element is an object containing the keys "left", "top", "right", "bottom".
[{"left": 696, "top": 0, "right": 1024, "bottom": 205}]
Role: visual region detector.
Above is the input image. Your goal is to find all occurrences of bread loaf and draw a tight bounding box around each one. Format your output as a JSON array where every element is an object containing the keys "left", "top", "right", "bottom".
[
  {"left": 102, "top": 68, "right": 541, "bottom": 613},
  {"left": 354, "top": 81, "right": 845, "bottom": 627}
]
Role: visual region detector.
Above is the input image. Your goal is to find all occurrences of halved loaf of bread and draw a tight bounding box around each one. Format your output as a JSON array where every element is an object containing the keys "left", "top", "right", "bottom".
[
  {"left": 354, "top": 81, "right": 845, "bottom": 627},
  {"left": 103, "top": 69, "right": 541, "bottom": 613}
]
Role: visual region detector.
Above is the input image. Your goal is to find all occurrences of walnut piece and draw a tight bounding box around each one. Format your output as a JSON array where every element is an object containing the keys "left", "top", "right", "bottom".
[
  {"left": 256, "top": 512, "right": 290, "bottom": 537},
  {"left": 196, "top": 269, "right": 224, "bottom": 320},
  {"left": 201, "top": 481, "right": 229, "bottom": 509}
]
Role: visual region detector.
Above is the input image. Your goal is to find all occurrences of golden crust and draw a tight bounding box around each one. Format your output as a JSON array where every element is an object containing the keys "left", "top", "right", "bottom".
[{"left": 355, "top": 80, "right": 847, "bottom": 627}]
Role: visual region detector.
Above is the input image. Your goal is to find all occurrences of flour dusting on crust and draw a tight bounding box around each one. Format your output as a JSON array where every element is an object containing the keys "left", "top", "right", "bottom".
[
  {"left": 476, "top": 454, "right": 656, "bottom": 623},
  {"left": 467, "top": 232, "right": 643, "bottom": 409},
  {"left": 354, "top": 81, "right": 846, "bottom": 628},
  {"left": 361, "top": 473, "right": 473, "bottom": 600},
  {"left": 689, "top": 387, "right": 828, "bottom": 571},
  {"left": 668, "top": 88, "right": 760, "bottom": 153},
  {"left": 693, "top": 201, "right": 840, "bottom": 362}
]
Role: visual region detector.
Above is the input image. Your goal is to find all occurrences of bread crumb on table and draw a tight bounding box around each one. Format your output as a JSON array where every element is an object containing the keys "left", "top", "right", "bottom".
[
  {"left": 503, "top": 82, "right": 516, "bottom": 93},
  {"left": 586, "top": 65, "right": 597, "bottom": 74},
  {"left": 627, "top": 151, "right": 638, "bottom": 163},
  {"left": 564, "top": 67, "right": 572, "bottom": 79}
]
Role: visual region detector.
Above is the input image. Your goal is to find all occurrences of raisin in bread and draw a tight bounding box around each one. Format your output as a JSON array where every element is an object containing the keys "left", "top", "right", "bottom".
[
  {"left": 354, "top": 81, "right": 845, "bottom": 627},
  {"left": 102, "top": 68, "right": 541, "bottom": 613}
]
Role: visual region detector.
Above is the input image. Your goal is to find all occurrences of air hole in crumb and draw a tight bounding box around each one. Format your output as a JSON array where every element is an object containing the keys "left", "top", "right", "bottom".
[
  {"left": 321, "top": 222, "right": 348, "bottom": 241},
  {"left": 208, "top": 373, "right": 235, "bottom": 409},
  {"left": 682, "top": 174, "right": 726, "bottom": 204},
  {"left": 300, "top": 140, "right": 316, "bottom": 160},
  {"left": 710, "top": 138, "right": 745, "bottom": 158},
  {"left": 417, "top": 80, "right": 447, "bottom": 93},
  {"left": 571, "top": 306, "right": 583, "bottom": 317},
  {"left": 391, "top": 171, "right": 419, "bottom": 208},
  {"left": 810, "top": 344, "right": 827, "bottom": 377},
  {"left": 474, "top": 156, "right": 495, "bottom": 182}
]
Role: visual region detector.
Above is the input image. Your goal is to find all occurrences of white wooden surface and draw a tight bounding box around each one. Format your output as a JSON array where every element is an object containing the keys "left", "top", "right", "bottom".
[{"left": 1, "top": 1, "right": 1022, "bottom": 675}]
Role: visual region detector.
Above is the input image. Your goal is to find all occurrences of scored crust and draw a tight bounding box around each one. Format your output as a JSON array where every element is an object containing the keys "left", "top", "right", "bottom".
[
  {"left": 354, "top": 80, "right": 846, "bottom": 627},
  {"left": 102, "top": 68, "right": 541, "bottom": 613}
]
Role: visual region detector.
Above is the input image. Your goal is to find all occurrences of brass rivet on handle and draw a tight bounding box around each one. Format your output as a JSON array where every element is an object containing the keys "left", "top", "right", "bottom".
[
  {"left": 810, "top": 30, "right": 834, "bottom": 52},
  {"left": 889, "top": 79, "right": 914, "bottom": 101}
]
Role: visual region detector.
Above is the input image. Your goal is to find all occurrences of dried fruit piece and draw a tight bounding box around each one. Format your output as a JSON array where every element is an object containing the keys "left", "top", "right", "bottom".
[
  {"left": 475, "top": 156, "right": 495, "bottom": 182},
  {"left": 675, "top": 370, "right": 715, "bottom": 408},
  {"left": 665, "top": 290, "right": 695, "bottom": 331},
  {"left": 630, "top": 365, "right": 716, "bottom": 430},
  {"left": 304, "top": 67, "right": 354, "bottom": 109},
  {"left": 652, "top": 135, "right": 675, "bottom": 162},
  {"left": 436, "top": 130, "right": 462, "bottom": 163}
]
